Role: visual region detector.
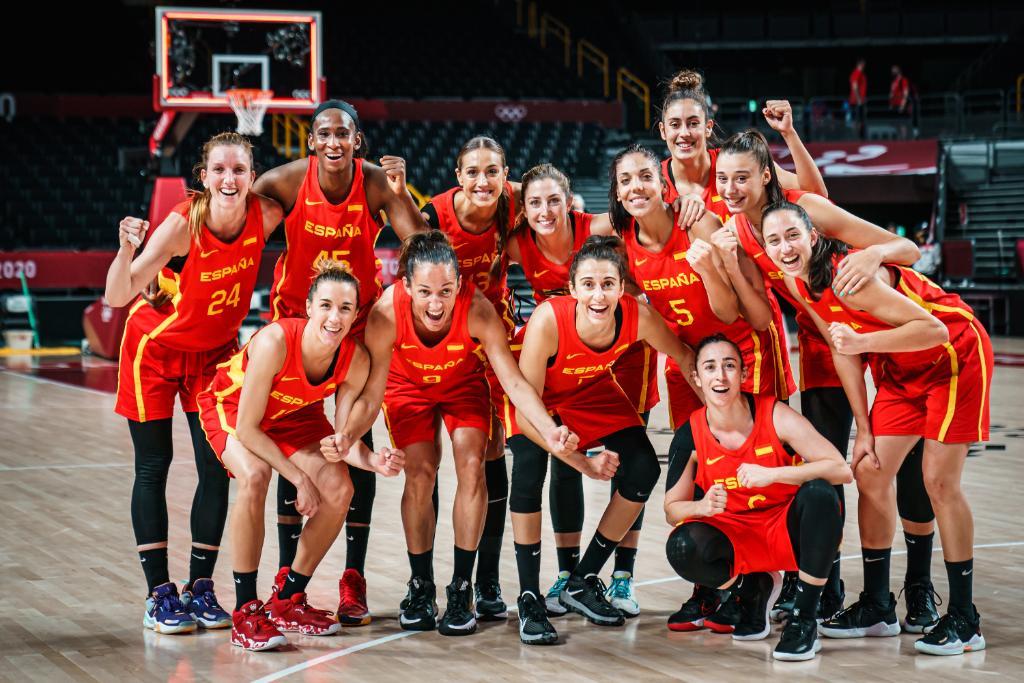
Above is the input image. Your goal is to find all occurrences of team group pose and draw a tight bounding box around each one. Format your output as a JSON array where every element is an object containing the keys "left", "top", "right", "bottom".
[{"left": 109, "top": 79, "right": 993, "bottom": 661}]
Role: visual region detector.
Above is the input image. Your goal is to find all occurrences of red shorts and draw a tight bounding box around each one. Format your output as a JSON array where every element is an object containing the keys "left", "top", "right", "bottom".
[
  {"left": 871, "top": 321, "right": 992, "bottom": 443},
  {"left": 765, "top": 316, "right": 796, "bottom": 401},
  {"left": 611, "top": 341, "right": 660, "bottom": 415},
  {"left": 115, "top": 313, "right": 236, "bottom": 422},
  {"left": 797, "top": 326, "right": 841, "bottom": 391},
  {"left": 682, "top": 501, "right": 797, "bottom": 575},
  {"left": 198, "top": 401, "right": 333, "bottom": 476},
  {"left": 383, "top": 375, "right": 492, "bottom": 449}
]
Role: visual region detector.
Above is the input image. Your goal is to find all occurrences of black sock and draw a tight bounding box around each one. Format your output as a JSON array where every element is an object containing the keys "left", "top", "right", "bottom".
[
  {"left": 278, "top": 569, "right": 312, "bottom": 601},
  {"left": 278, "top": 523, "right": 302, "bottom": 570},
  {"left": 575, "top": 531, "right": 618, "bottom": 578},
  {"left": 793, "top": 579, "right": 825, "bottom": 619},
  {"left": 863, "top": 548, "right": 892, "bottom": 603},
  {"left": 453, "top": 545, "right": 476, "bottom": 583},
  {"left": 188, "top": 547, "right": 219, "bottom": 587},
  {"left": 234, "top": 570, "right": 258, "bottom": 611},
  {"left": 515, "top": 542, "right": 542, "bottom": 597},
  {"left": 139, "top": 547, "right": 170, "bottom": 593},
  {"left": 824, "top": 551, "right": 842, "bottom": 598},
  {"left": 409, "top": 550, "right": 433, "bottom": 581},
  {"left": 904, "top": 531, "right": 934, "bottom": 583},
  {"left": 945, "top": 558, "right": 973, "bottom": 615},
  {"left": 346, "top": 525, "right": 370, "bottom": 574},
  {"left": 614, "top": 546, "right": 637, "bottom": 576},
  {"left": 556, "top": 545, "right": 580, "bottom": 573}
]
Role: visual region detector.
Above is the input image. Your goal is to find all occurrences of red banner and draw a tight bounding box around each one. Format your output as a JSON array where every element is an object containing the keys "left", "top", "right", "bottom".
[{"left": 771, "top": 140, "right": 938, "bottom": 176}]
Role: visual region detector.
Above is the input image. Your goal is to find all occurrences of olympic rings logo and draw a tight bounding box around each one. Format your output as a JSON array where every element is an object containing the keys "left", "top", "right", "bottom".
[{"left": 495, "top": 104, "right": 528, "bottom": 122}]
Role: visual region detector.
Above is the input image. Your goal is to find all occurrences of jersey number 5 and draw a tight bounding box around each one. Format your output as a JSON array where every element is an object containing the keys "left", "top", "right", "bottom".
[{"left": 668, "top": 298, "right": 694, "bottom": 327}]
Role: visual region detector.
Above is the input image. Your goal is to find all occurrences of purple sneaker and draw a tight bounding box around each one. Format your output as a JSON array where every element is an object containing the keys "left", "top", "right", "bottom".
[
  {"left": 143, "top": 582, "right": 197, "bottom": 634},
  {"left": 182, "top": 578, "right": 231, "bottom": 629}
]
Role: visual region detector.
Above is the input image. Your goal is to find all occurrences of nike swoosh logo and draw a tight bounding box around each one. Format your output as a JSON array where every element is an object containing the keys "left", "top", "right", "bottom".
[
  {"left": 400, "top": 615, "right": 423, "bottom": 624},
  {"left": 596, "top": 539, "right": 607, "bottom": 548},
  {"left": 864, "top": 557, "right": 885, "bottom": 563},
  {"left": 347, "top": 536, "right": 354, "bottom": 542},
  {"left": 571, "top": 553, "right": 579, "bottom": 559},
  {"left": 962, "top": 569, "right": 973, "bottom": 576},
  {"left": 290, "top": 533, "right": 301, "bottom": 539},
  {"left": 634, "top": 258, "right": 648, "bottom": 266},
  {"left": 567, "top": 589, "right": 584, "bottom": 596},
  {"left": 287, "top": 576, "right": 295, "bottom": 582},
  {"left": 401, "top": 343, "right": 418, "bottom": 350},
  {"left": 706, "top": 456, "right": 725, "bottom": 465},
  {"left": 191, "top": 554, "right": 206, "bottom": 560},
  {"left": 567, "top": 353, "right": 585, "bottom": 359},
  {"left": 305, "top": 198, "right": 323, "bottom": 206},
  {"left": 200, "top": 249, "right": 217, "bottom": 258},
  {"left": 284, "top": 499, "right": 296, "bottom": 505},
  {"left": 533, "top": 270, "right": 549, "bottom": 278},
  {"left": 532, "top": 550, "right": 541, "bottom": 556},
  {"left": 140, "top": 558, "right": 146, "bottom": 563},
  {"left": 235, "top": 578, "right": 241, "bottom": 583}
]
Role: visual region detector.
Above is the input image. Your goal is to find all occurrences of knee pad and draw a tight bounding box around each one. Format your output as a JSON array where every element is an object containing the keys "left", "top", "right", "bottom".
[
  {"left": 508, "top": 435, "right": 547, "bottom": 514},
  {"left": 612, "top": 438, "right": 660, "bottom": 503},
  {"left": 896, "top": 440, "right": 935, "bottom": 524},
  {"left": 665, "top": 525, "right": 700, "bottom": 580}
]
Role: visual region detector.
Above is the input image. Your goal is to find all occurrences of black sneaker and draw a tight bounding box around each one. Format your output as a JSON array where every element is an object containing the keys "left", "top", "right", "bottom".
[
  {"left": 770, "top": 572, "right": 798, "bottom": 622},
  {"left": 517, "top": 591, "right": 558, "bottom": 645},
  {"left": 914, "top": 605, "right": 986, "bottom": 656},
  {"left": 475, "top": 577, "right": 508, "bottom": 621},
  {"left": 558, "top": 574, "right": 624, "bottom": 626},
  {"left": 732, "top": 571, "right": 782, "bottom": 641},
  {"left": 705, "top": 590, "right": 741, "bottom": 634},
  {"left": 667, "top": 584, "right": 720, "bottom": 632},
  {"left": 773, "top": 607, "right": 823, "bottom": 661},
  {"left": 399, "top": 577, "right": 437, "bottom": 631},
  {"left": 818, "top": 580, "right": 845, "bottom": 623},
  {"left": 818, "top": 591, "right": 900, "bottom": 638},
  {"left": 900, "top": 578, "right": 941, "bottom": 634},
  {"left": 438, "top": 578, "right": 477, "bottom": 636}
]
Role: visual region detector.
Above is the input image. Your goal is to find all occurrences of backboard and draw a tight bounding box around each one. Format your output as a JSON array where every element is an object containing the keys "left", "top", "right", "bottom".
[{"left": 154, "top": 6, "right": 324, "bottom": 113}]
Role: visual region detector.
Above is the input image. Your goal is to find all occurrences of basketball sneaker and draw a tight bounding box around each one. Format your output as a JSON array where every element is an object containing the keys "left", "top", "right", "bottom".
[
  {"left": 818, "top": 580, "right": 845, "bottom": 623},
  {"left": 559, "top": 574, "right": 625, "bottom": 626},
  {"left": 231, "top": 599, "right": 287, "bottom": 651},
  {"left": 914, "top": 605, "right": 986, "bottom": 656},
  {"left": 438, "top": 578, "right": 477, "bottom": 636},
  {"left": 266, "top": 591, "right": 341, "bottom": 636},
  {"left": 544, "top": 571, "right": 570, "bottom": 616},
  {"left": 732, "top": 571, "right": 782, "bottom": 641},
  {"left": 270, "top": 566, "right": 290, "bottom": 600},
  {"left": 667, "top": 584, "right": 720, "bottom": 631},
  {"left": 475, "top": 576, "right": 508, "bottom": 621},
  {"left": 770, "top": 572, "right": 798, "bottom": 622},
  {"left": 143, "top": 582, "right": 197, "bottom": 634},
  {"left": 181, "top": 578, "right": 231, "bottom": 629},
  {"left": 337, "top": 568, "right": 371, "bottom": 626},
  {"left": 900, "top": 578, "right": 941, "bottom": 634},
  {"left": 773, "top": 607, "right": 822, "bottom": 661},
  {"left": 605, "top": 571, "right": 639, "bottom": 617},
  {"left": 399, "top": 577, "right": 437, "bottom": 631},
  {"left": 705, "top": 589, "right": 741, "bottom": 634},
  {"left": 818, "top": 591, "right": 901, "bottom": 638},
  {"left": 518, "top": 591, "right": 558, "bottom": 645}
]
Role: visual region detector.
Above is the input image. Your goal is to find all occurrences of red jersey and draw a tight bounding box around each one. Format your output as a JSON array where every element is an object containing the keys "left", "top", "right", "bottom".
[
  {"left": 430, "top": 184, "right": 515, "bottom": 311},
  {"left": 849, "top": 67, "right": 867, "bottom": 105},
  {"left": 691, "top": 394, "right": 800, "bottom": 513},
  {"left": 269, "top": 157, "right": 383, "bottom": 333},
  {"left": 661, "top": 151, "right": 730, "bottom": 223},
  {"left": 129, "top": 197, "right": 265, "bottom": 352},
  {"left": 200, "top": 317, "right": 357, "bottom": 429},
  {"left": 515, "top": 210, "right": 592, "bottom": 303},
  {"left": 387, "top": 278, "right": 484, "bottom": 389}
]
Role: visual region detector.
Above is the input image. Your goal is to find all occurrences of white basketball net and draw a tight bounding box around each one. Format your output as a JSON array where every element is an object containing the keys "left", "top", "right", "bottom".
[{"left": 226, "top": 89, "right": 274, "bottom": 136}]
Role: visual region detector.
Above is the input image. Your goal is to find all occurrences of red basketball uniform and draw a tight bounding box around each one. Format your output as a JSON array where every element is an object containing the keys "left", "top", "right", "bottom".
[
  {"left": 382, "top": 278, "right": 491, "bottom": 449},
  {"left": 269, "top": 157, "right": 383, "bottom": 337},
  {"left": 513, "top": 210, "right": 659, "bottom": 416},
  {"left": 115, "top": 196, "right": 265, "bottom": 421},
  {"left": 795, "top": 264, "right": 992, "bottom": 443},
  {"left": 683, "top": 394, "right": 801, "bottom": 574},
  {"left": 661, "top": 150, "right": 731, "bottom": 223},
  {"left": 622, "top": 214, "right": 783, "bottom": 429},
  {"left": 197, "top": 317, "right": 357, "bottom": 471},
  {"left": 509, "top": 295, "right": 643, "bottom": 450}
]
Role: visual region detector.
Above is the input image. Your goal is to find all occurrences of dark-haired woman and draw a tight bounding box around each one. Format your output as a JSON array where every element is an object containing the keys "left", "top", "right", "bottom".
[
  {"left": 506, "top": 163, "right": 658, "bottom": 617},
  {"left": 761, "top": 201, "right": 992, "bottom": 657},
  {"left": 665, "top": 334, "right": 851, "bottom": 661},
  {"left": 197, "top": 261, "right": 405, "bottom": 651},
  {"left": 106, "top": 132, "right": 283, "bottom": 634},
  {"left": 335, "top": 230, "right": 576, "bottom": 637},
  {"left": 716, "top": 130, "right": 938, "bottom": 629},
  {"left": 254, "top": 100, "right": 427, "bottom": 625},
  {"left": 509, "top": 235, "right": 699, "bottom": 644}
]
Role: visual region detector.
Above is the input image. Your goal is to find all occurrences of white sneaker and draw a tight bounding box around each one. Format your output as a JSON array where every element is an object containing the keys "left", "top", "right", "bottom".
[{"left": 605, "top": 571, "right": 639, "bottom": 617}]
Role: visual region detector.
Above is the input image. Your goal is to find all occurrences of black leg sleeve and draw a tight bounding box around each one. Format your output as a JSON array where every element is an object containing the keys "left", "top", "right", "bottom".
[
  {"left": 786, "top": 479, "right": 844, "bottom": 580},
  {"left": 186, "top": 412, "right": 229, "bottom": 547},
  {"left": 896, "top": 438, "right": 934, "bottom": 524},
  {"left": 130, "top": 418, "right": 175, "bottom": 546},
  {"left": 548, "top": 455, "right": 584, "bottom": 533}
]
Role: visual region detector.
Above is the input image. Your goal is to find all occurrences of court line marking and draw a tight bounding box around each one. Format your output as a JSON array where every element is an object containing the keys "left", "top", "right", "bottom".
[
  {"left": 0, "top": 368, "right": 115, "bottom": 398},
  {"left": 251, "top": 539, "right": 1024, "bottom": 682},
  {"left": 0, "top": 462, "right": 132, "bottom": 472}
]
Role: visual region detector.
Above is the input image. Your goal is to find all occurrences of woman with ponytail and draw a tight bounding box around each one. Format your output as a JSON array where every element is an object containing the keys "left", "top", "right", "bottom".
[
  {"left": 761, "top": 201, "right": 992, "bottom": 658},
  {"left": 105, "top": 132, "right": 283, "bottom": 636},
  {"left": 716, "top": 129, "right": 938, "bottom": 628}
]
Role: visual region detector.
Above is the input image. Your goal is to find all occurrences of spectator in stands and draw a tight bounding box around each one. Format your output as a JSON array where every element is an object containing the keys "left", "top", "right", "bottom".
[
  {"left": 848, "top": 58, "right": 867, "bottom": 139},
  {"left": 572, "top": 192, "right": 586, "bottom": 212},
  {"left": 889, "top": 65, "right": 914, "bottom": 139},
  {"left": 912, "top": 223, "right": 941, "bottom": 280}
]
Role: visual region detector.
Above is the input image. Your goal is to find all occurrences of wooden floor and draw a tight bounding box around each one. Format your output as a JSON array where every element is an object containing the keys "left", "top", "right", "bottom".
[{"left": 2, "top": 339, "right": 1024, "bottom": 682}]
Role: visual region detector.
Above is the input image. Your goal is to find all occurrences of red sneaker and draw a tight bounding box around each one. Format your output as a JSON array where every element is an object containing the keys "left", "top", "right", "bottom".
[
  {"left": 270, "top": 566, "right": 290, "bottom": 600},
  {"left": 267, "top": 592, "right": 341, "bottom": 636},
  {"left": 231, "top": 600, "right": 287, "bottom": 651},
  {"left": 337, "top": 568, "right": 371, "bottom": 626}
]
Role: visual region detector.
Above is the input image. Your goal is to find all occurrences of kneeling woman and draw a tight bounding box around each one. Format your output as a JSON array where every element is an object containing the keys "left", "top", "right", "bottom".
[
  {"left": 510, "top": 236, "right": 701, "bottom": 644},
  {"left": 665, "top": 334, "right": 851, "bottom": 661},
  {"left": 197, "top": 262, "right": 405, "bottom": 651}
]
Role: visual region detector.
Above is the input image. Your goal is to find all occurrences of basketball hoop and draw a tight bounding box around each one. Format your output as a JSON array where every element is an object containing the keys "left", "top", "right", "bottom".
[{"left": 226, "top": 89, "right": 274, "bottom": 136}]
